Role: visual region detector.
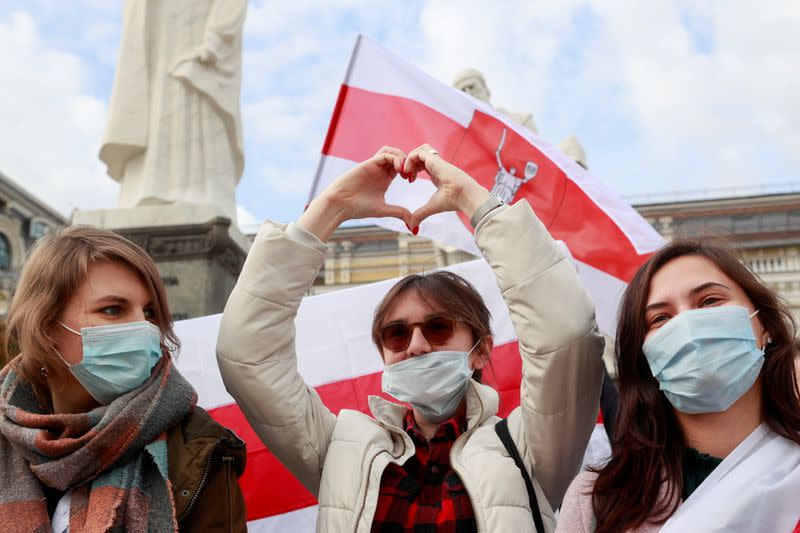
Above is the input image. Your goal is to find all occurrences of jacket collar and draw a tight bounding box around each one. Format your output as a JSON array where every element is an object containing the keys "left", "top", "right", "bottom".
[{"left": 368, "top": 379, "right": 499, "bottom": 432}]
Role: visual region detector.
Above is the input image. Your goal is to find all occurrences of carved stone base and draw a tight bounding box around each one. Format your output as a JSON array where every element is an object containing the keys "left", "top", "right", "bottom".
[{"left": 72, "top": 205, "right": 250, "bottom": 320}]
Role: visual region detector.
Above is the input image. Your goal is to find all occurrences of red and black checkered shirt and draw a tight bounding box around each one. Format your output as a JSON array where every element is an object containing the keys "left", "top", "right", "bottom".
[{"left": 371, "top": 408, "right": 477, "bottom": 532}]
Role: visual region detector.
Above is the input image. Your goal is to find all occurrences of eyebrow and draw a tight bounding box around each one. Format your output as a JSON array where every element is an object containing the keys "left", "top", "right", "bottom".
[
  {"left": 645, "top": 282, "right": 731, "bottom": 312},
  {"left": 382, "top": 312, "right": 446, "bottom": 326},
  {"left": 95, "top": 295, "right": 130, "bottom": 304},
  {"left": 93, "top": 295, "right": 155, "bottom": 307}
]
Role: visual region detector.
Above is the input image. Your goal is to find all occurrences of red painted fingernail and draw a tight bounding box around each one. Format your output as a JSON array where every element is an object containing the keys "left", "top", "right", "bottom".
[
  {"left": 409, "top": 176, "right": 416, "bottom": 183},
  {"left": 405, "top": 222, "right": 411, "bottom": 232},
  {"left": 412, "top": 226, "right": 419, "bottom": 235}
]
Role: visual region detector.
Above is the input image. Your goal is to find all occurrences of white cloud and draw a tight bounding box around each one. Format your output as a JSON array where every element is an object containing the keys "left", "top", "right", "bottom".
[
  {"left": 580, "top": 0, "right": 800, "bottom": 190},
  {"left": 4, "top": 1, "right": 798, "bottom": 226},
  {"left": 236, "top": 203, "right": 261, "bottom": 233},
  {"left": 418, "top": 0, "right": 583, "bottom": 115},
  {"left": 0, "top": 10, "right": 115, "bottom": 216}
]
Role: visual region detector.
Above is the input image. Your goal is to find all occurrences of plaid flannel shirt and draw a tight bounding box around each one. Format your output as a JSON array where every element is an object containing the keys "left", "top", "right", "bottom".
[{"left": 370, "top": 408, "right": 477, "bottom": 532}]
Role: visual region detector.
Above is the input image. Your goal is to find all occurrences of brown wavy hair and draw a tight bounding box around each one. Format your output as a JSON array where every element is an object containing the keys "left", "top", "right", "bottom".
[
  {"left": 5, "top": 226, "right": 179, "bottom": 411},
  {"left": 591, "top": 239, "right": 800, "bottom": 533},
  {"left": 371, "top": 271, "right": 493, "bottom": 379}
]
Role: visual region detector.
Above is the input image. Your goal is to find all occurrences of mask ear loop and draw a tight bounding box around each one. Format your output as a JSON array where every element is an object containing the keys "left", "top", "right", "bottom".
[
  {"left": 60, "top": 322, "right": 82, "bottom": 336},
  {"left": 748, "top": 310, "right": 772, "bottom": 352},
  {"left": 466, "top": 338, "right": 488, "bottom": 377},
  {"left": 466, "top": 338, "right": 483, "bottom": 356},
  {"left": 56, "top": 322, "right": 82, "bottom": 368}
]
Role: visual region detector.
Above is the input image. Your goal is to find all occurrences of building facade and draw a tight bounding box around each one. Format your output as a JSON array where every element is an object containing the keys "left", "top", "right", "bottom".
[
  {"left": 0, "top": 172, "right": 68, "bottom": 316},
  {"left": 307, "top": 224, "right": 476, "bottom": 295},
  {"left": 637, "top": 192, "right": 800, "bottom": 322}
]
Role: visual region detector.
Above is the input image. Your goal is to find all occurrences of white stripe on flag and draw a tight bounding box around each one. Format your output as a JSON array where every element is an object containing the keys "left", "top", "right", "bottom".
[
  {"left": 245, "top": 506, "right": 319, "bottom": 533},
  {"left": 174, "top": 257, "right": 516, "bottom": 410}
]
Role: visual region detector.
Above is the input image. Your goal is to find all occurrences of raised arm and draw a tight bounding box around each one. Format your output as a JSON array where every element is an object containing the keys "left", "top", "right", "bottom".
[
  {"left": 216, "top": 147, "right": 416, "bottom": 494},
  {"left": 473, "top": 201, "right": 605, "bottom": 509},
  {"left": 403, "top": 145, "right": 604, "bottom": 509}
]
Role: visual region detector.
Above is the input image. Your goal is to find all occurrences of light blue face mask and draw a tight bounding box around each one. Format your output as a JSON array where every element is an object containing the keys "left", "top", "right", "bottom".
[
  {"left": 381, "top": 341, "right": 479, "bottom": 423},
  {"left": 642, "top": 306, "right": 765, "bottom": 414},
  {"left": 59, "top": 320, "right": 163, "bottom": 405}
]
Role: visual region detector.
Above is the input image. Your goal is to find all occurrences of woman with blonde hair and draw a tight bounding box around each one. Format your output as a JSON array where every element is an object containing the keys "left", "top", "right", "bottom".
[
  {"left": 557, "top": 239, "right": 800, "bottom": 532},
  {"left": 0, "top": 226, "right": 247, "bottom": 532}
]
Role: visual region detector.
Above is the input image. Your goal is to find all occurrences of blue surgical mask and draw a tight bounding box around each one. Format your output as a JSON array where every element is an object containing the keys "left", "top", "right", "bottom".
[
  {"left": 381, "top": 341, "right": 479, "bottom": 423},
  {"left": 642, "top": 306, "right": 764, "bottom": 414},
  {"left": 59, "top": 321, "right": 163, "bottom": 405}
]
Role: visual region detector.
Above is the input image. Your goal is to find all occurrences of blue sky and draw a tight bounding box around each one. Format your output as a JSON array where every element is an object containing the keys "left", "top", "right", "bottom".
[{"left": 1, "top": 0, "right": 798, "bottom": 232}]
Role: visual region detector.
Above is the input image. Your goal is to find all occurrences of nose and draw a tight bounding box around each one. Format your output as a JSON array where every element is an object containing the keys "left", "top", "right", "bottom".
[
  {"left": 405, "top": 325, "right": 432, "bottom": 358},
  {"left": 131, "top": 309, "right": 149, "bottom": 323}
]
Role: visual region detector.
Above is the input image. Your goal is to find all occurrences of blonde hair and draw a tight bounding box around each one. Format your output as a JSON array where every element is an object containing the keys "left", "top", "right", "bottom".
[{"left": 6, "top": 225, "right": 178, "bottom": 410}]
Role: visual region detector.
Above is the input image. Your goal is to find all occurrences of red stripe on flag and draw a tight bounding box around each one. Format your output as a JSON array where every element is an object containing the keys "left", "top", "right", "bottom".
[
  {"left": 208, "top": 341, "right": 600, "bottom": 522},
  {"left": 322, "top": 85, "right": 467, "bottom": 165},
  {"left": 321, "top": 86, "right": 651, "bottom": 281},
  {"left": 321, "top": 84, "right": 350, "bottom": 155}
]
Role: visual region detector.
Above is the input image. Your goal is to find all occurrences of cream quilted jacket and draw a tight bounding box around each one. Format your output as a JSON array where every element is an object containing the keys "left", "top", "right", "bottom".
[{"left": 216, "top": 200, "right": 605, "bottom": 532}]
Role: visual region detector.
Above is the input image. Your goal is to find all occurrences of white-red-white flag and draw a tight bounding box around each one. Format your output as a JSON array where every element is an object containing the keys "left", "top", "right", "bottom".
[
  {"left": 178, "top": 35, "right": 664, "bottom": 531},
  {"left": 310, "top": 35, "right": 664, "bottom": 336}
]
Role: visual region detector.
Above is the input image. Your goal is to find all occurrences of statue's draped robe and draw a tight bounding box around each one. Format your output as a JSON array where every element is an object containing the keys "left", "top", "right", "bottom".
[{"left": 100, "top": 0, "right": 246, "bottom": 223}]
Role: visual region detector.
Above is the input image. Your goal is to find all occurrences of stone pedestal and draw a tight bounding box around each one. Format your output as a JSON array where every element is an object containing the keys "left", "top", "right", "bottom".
[{"left": 72, "top": 204, "right": 250, "bottom": 320}]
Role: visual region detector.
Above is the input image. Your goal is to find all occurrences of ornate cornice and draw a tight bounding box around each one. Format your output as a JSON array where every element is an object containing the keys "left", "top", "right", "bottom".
[{"left": 115, "top": 217, "right": 246, "bottom": 276}]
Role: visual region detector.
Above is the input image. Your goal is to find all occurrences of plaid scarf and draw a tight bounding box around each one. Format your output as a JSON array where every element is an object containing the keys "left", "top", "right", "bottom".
[{"left": 0, "top": 355, "right": 197, "bottom": 533}]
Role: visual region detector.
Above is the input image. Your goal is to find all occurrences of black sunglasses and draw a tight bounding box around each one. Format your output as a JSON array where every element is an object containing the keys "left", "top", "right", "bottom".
[{"left": 379, "top": 315, "right": 458, "bottom": 352}]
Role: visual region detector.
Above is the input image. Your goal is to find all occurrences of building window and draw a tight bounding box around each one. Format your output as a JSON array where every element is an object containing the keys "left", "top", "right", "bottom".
[
  {"left": 0, "top": 234, "right": 10, "bottom": 270},
  {"left": 30, "top": 219, "right": 50, "bottom": 240}
]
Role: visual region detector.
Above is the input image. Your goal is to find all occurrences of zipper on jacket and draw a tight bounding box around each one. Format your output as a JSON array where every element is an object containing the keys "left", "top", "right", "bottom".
[
  {"left": 450, "top": 384, "right": 487, "bottom": 533},
  {"left": 179, "top": 440, "right": 221, "bottom": 522},
  {"left": 450, "top": 432, "right": 484, "bottom": 533},
  {"left": 351, "top": 427, "right": 412, "bottom": 533},
  {"left": 224, "top": 455, "right": 234, "bottom": 532},
  {"left": 351, "top": 449, "right": 384, "bottom": 533}
]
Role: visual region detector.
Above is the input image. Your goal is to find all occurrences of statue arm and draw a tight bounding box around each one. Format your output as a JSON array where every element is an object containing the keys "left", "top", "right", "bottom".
[
  {"left": 496, "top": 128, "right": 507, "bottom": 168},
  {"left": 200, "top": 0, "right": 248, "bottom": 66}
]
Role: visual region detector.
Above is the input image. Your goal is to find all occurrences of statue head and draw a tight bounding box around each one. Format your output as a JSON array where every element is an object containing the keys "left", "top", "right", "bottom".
[
  {"left": 453, "top": 68, "right": 491, "bottom": 103},
  {"left": 558, "top": 135, "right": 589, "bottom": 170}
]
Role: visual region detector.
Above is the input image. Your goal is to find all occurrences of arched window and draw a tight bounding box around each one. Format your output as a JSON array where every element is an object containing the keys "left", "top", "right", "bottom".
[{"left": 0, "top": 234, "right": 10, "bottom": 270}]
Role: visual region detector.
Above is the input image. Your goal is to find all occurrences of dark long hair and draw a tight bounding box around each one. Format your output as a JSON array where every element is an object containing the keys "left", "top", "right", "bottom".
[{"left": 591, "top": 239, "right": 800, "bottom": 533}]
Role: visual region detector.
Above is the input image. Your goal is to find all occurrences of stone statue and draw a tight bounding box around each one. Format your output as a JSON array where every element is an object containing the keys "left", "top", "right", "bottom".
[
  {"left": 558, "top": 135, "right": 589, "bottom": 169},
  {"left": 453, "top": 68, "right": 539, "bottom": 134},
  {"left": 99, "top": 0, "right": 247, "bottom": 224}
]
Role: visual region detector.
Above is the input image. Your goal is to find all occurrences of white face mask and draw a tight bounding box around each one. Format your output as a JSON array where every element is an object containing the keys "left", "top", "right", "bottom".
[
  {"left": 381, "top": 340, "right": 480, "bottom": 423},
  {"left": 59, "top": 321, "right": 163, "bottom": 404},
  {"left": 642, "top": 306, "right": 765, "bottom": 414}
]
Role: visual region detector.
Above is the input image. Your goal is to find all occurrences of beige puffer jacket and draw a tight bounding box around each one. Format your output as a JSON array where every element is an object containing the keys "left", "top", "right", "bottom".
[{"left": 216, "top": 200, "right": 605, "bottom": 532}]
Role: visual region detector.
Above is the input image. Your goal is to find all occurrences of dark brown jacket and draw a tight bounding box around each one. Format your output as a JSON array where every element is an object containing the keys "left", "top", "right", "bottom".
[{"left": 168, "top": 406, "right": 247, "bottom": 532}]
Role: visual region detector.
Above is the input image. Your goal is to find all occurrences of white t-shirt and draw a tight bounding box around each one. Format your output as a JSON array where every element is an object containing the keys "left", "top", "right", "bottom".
[{"left": 51, "top": 489, "right": 71, "bottom": 533}]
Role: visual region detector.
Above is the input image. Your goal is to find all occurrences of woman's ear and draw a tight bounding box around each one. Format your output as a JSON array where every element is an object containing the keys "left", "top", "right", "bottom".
[
  {"left": 761, "top": 331, "right": 772, "bottom": 351},
  {"left": 751, "top": 312, "right": 771, "bottom": 351},
  {"left": 469, "top": 335, "right": 493, "bottom": 370}
]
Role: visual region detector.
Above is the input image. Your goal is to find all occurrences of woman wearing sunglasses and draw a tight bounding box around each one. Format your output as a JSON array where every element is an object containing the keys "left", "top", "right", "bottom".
[
  {"left": 217, "top": 144, "right": 605, "bottom": 532},
  {"left": 556, "top": 240, "right": 800, "bottom": 532},
  {"left": 0, "top": 226, "right": 247, "bottom": 532}
]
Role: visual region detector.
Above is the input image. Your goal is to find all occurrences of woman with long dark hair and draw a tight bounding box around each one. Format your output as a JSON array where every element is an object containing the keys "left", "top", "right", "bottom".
[{"left": 557, "top": 240, "right": 800, "bottom": 532}]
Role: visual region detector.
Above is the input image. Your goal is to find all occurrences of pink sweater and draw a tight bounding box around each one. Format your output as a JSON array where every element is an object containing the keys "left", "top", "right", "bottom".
[{"left": 556, "top": 471, "right": 675, "bottom": 533}]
